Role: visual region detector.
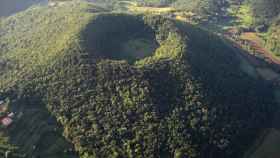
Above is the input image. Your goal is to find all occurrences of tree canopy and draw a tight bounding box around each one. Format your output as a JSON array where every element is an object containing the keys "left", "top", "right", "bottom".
[{"left": 249, "top": 0, "right": 280, "bottom": 24}]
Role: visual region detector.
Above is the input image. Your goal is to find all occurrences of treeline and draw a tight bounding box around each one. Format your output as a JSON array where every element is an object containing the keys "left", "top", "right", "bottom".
[
  {"left": 246, "top": 0, "right": 280, "bottom": 56},
  {"left": 265, "top": 18, "right": 280, "bottom": 57},
  {"left": 85, "top": 0, "right": 229, "bottom": 17},
  {"left": 172, "top": 0, "right": 228, "bottom": 16},
  {"left": 248, "top": 0, "right": 280, "bottom": 25}
]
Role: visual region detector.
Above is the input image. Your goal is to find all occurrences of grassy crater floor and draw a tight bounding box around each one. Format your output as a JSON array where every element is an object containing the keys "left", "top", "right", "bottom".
[{"left": 81, "top": 14, "right": 159, "bottom": 63}]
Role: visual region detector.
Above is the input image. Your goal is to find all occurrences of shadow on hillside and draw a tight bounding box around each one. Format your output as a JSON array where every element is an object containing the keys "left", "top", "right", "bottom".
[
  {"left": 1, "top": 91, "right": 78, "bottom": 158},
  {"left": 178, "top": 20, "right": 277, "bottom": 115},
  {"left": 175, "top": 21, "right": 279, "bottom": 157}
]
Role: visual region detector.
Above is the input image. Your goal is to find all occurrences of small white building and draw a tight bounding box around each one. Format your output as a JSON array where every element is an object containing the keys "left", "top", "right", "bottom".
[
  {"left": 8, "top": 112, "right": 15, "bottom": 118},
  {"left": 1, "top": 117, "right": 13, "bottom": 127}
]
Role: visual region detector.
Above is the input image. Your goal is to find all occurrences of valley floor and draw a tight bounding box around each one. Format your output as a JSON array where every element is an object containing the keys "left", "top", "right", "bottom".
[
  {"left": 219, "top": 10, "right": 280, "bottom": 158},
  {"left": 194, "top": 3, "right": 280, "bottom": 157},
  {"left": 231, "top": 34, "right": 280, "bottom": 158}
]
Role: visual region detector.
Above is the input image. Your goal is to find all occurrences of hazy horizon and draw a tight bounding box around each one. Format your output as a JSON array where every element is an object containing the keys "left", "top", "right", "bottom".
[{"left": 0, "top": 0, "right": 48, "bottom": 17}]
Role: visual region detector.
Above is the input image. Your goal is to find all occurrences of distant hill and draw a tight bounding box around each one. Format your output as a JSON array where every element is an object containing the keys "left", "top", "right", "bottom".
[
  {"left": 85, "top": 0, "right": 228, "bottom": 17},
  {"left": 0, "top": 1, "right": 277, "bottom": 158},
  {"left": 0, "top": 0, "right": 48, "bottom": 17},
  {"left": 173, "top": 0, "right": 227, "bottom": 15}
]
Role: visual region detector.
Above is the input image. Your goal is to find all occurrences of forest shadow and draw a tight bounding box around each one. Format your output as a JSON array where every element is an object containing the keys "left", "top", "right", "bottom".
[
  {"left": 175, "top": 20, "right": 279, "bottom": 157},
  {"left": 0, "top": 90, "right": 78, "bottom": 158}
]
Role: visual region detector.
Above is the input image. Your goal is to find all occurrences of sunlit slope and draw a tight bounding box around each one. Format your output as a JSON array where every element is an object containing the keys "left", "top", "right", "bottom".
[
  {"left": 0, "top": 1, "right": 104, "bottom": 157},
  {"left": 0, "top": 1, "right": 278, "bottom": 158},
  {"left": 0, "top": 1, "right": 106, "bottom": 90},
  {"left": 265, "top": 19, "right": 280, "bottom": 57}
]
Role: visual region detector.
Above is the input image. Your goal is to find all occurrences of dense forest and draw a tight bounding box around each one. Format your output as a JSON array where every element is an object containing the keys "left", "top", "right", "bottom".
[
  {"left": 265, "top": 18, "right": 280, "bottom": 57},
  {"left": 0, "top": 1, "right": 278, "bottom": 158},
  {"left": 246, "top": 0, "right": 280, "bottom": 56},
  {"left": 249, "top": 0, "right": 280, "bottom": 25}
]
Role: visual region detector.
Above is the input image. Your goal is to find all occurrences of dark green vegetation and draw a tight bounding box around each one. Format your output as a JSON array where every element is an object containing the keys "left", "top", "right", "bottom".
[
  {"left": 241, "top": 0, "right": 280, "bottom": 57},
  {"left": 0, "top": 98, "right": 78, "bottom": 158},
  {"left": 0, "top": 1, "right": 278, "bottom": 158},
  {"left": 207, "top": 0, "right": 280, "bottom": 58},
  {"left": 90, "top": 0, "right": 175, "bottom": 7},
  {"left": 249, "top": 0, "right": 280, "bottom": 25},
  {"left": 172, "top": 0, "right": 228, "bottom": 17},
  {"left": 264, "top": 18, "right": 280, "bottom": 57},
  {"left": 87, "top": 0, "right": 229, "bottom": 18},
  {"left": 81, "top": 14, "right": 159, "bottom": 63}
]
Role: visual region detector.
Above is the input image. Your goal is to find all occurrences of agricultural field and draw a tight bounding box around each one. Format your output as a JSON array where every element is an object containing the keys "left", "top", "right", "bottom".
[{"left": 127, "top": 4, "right": 175, "bottom": 14}]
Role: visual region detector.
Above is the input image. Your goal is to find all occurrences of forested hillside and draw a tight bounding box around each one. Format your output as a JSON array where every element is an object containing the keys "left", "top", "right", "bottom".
[
  {"left": 0, "top": 1, "right": 278, "bottom": 157},
  {"left": 264, "top": 18, "right": 280, "bottom": 57},
  {"left": 85, "top": 0, "right": 228, "bottom": 18},
  {"left": 241, "top": 0, "right": 280, "bottom": 57},
  {"left": 173, "top": 0, "right": 228, "bottom": 16},
  {"left": 249, "top": 0, "right": 280, "bottom": 25}
]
